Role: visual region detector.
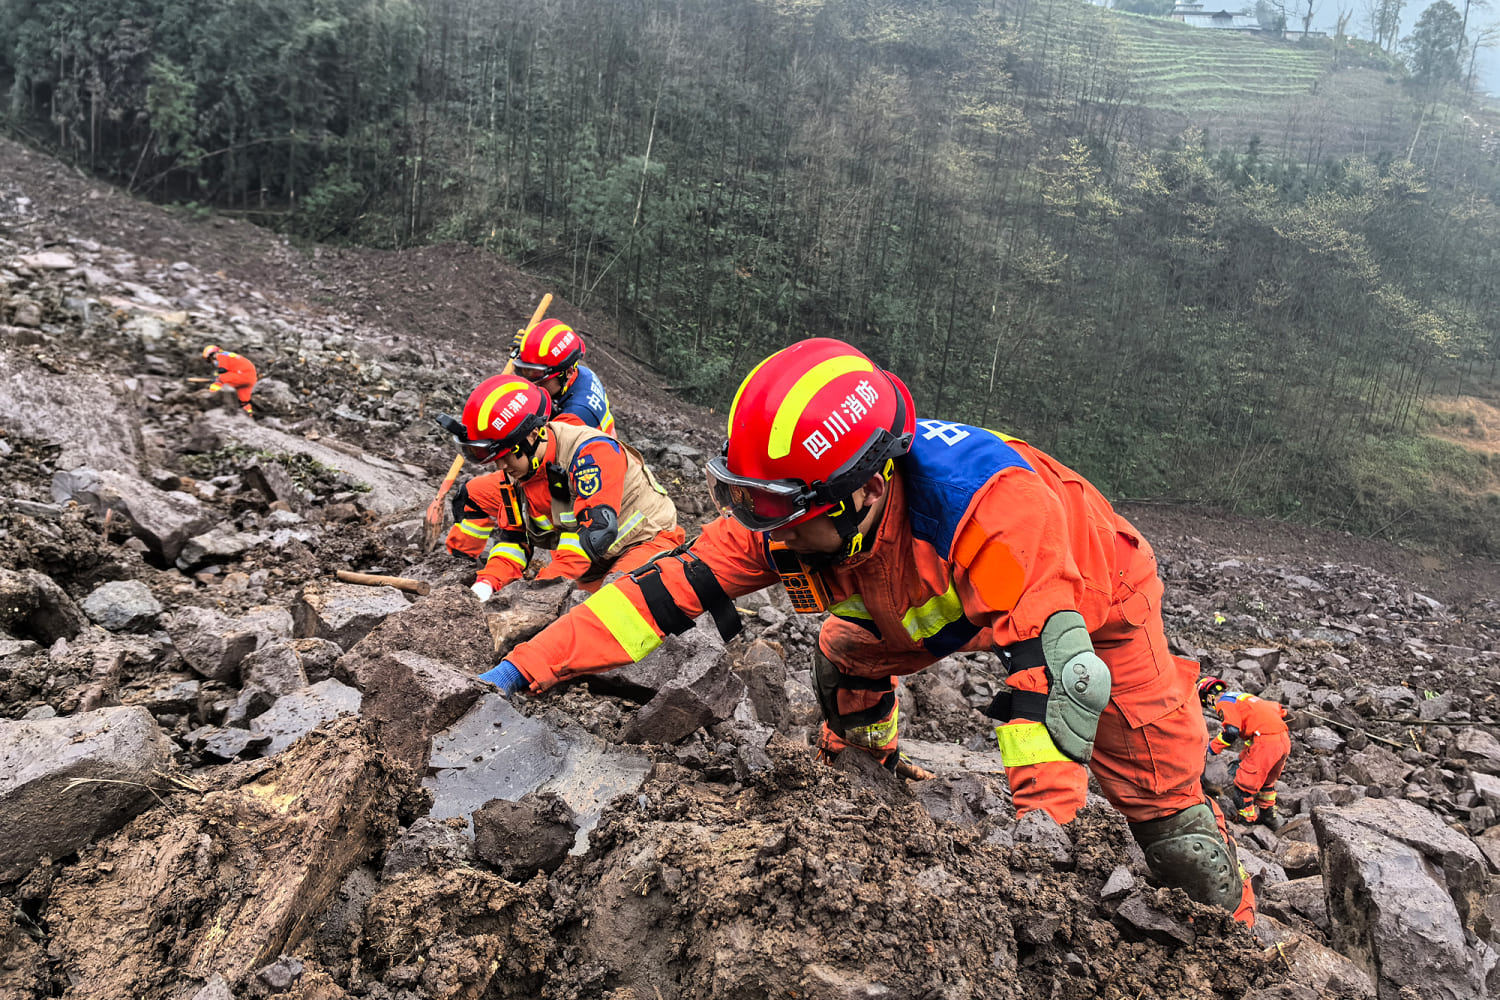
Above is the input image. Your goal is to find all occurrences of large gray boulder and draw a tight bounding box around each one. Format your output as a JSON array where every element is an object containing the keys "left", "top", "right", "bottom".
[
  {"left": 53, "top": 467, "right": 211, "bottom": 563},
  {"left": 0, "top": 706, "right": 174, "bottom": 882},
  {"left": 619, "top": 617, "right": 744, "bottom": 745},
  {"left": 292, "top": 581, "right": 410, "bottom": 650},
  {"left": 0, "top": 358, "right": 144, "bottom": 471},
  {"left": 166, "top": 605, "right": 294, "bottom": 682},
  {"left": 1314, "top": 797, "right": 1490, "bottom": 999},
  {"left": 201, "top": 410, "right": 430, "bottom": 514}
]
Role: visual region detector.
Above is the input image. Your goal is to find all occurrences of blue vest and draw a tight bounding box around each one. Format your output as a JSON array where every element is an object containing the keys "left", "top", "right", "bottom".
[{"left": 555, "top": 365, "right": 614, "bottom": 432}]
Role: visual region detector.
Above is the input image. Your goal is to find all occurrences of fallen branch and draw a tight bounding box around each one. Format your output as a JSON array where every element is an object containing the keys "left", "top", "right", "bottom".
[
  {"left": 335, "top": 570, "right": 431, "bottom": 596},
  {"left": 1299, "top": 709, "right": 1407, "bottom": 749}
]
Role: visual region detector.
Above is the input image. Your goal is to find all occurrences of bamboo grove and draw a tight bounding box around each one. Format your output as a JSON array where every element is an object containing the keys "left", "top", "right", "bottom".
[{"left": 4, "top": 0, "right": 1499, "bottom": 552}]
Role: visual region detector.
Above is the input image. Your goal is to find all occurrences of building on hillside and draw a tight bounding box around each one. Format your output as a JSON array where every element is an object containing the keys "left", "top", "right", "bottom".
[{"left": 1170, "top": 3, "right": 1265, "bottom": 30}]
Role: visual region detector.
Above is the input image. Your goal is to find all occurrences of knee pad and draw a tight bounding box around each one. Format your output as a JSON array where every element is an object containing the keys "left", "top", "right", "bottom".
[{"left": 1130, "top": 802, "right": 1243, "bottom": 912}]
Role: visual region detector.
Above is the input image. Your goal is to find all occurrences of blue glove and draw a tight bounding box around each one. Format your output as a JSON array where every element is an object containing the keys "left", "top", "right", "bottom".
[{"left": 480, "top": 660, "right": 527, "bottom": 696}]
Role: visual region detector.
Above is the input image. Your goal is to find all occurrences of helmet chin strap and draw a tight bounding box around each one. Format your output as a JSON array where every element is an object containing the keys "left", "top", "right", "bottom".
[
  {"left": 518, "top": 428, "right": 548, "bottom": 478},
  {"left": 799, "top": 497, "right": 874, "bottom": 570}
]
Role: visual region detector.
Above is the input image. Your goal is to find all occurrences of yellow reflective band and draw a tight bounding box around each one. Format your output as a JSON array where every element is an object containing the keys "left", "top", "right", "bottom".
[
  {"left": 488, "top": 543, "right": 527, "bottom": 567},
  {"left": 477, "top": 379, "right": 532, "bottom": 432},
  {"left": 531, "top": 515, "right": 553, "bottom": 530},
  {"left": 845, "top": 703, "right": 899, "bottom": 750},
  {"left": 459, "top": 521, "right": 492, "bottom": 539},
  {"left": 558, "top": 511, "right": 578, "bottom": 526},
  {"left": 994, "top": 722, "right": 1071, "bottom": 767},
  {"left": 557, "top": 533, "right": 587, "bottom": 558},
  {"left": 769, "top": 356, "right": 876, "bottom": 459},
  {"left": 587, "top": 585, "right": 663, "bottom": 662},
  {"left": 728, "top": 353, "right": 777, "bottom": 434},
  {"left": 618, "top": 511, "right": 644, "bottom": 539},
  {"left": 208, "top": 383, "right": 224, "bottom": 392},
  {"left": 600, "top": 410, "right": 616, "bottom": 434},
  {"left": 539, "top": 323, "right": 569, "bottom": 354},
  {"left": 901, "top": 582, "right": 965, "bottom": 642},
  {"left": 829, "top": 594, "right": 873, "bottom": 620}
]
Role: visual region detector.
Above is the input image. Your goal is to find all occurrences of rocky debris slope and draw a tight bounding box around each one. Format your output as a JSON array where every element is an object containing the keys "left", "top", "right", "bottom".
[{"left": 2, "top": 137, "right": 1500, "bottom": 999}]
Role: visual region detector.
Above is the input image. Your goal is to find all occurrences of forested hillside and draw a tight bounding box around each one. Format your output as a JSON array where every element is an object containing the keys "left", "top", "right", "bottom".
[{"left": 3, "top": 0, "right": 1499, "bottom": 551}]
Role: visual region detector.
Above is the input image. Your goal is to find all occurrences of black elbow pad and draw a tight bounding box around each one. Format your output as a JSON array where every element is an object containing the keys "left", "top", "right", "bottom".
[{"left": 578, "top": 504, "right": 619, "bottom": 562}]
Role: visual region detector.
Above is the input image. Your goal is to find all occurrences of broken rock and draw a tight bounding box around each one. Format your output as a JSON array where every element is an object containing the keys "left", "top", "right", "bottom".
[
  {"left": 1314, "top": 797, "right": 1489, "bottom": 999},
  {"left": 0, "top": 568, "right": 87, "bottom": 644},
  {"left": 0, "top": 706, "right": 174, "bottom": 883},
  {"left": 79, "top": 580, "right": 162, "bottom": 633},
  {"left": 167, "top": 605, "right": 293, "bottom": 682},
  {"left": 293, "top": 581, "right": 410, "bottom": 650}
]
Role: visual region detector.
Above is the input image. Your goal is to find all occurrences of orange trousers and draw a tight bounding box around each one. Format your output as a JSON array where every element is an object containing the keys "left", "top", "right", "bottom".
[
  {"left": 210, "top": 365, "right": 256, "bottom": 410},
  {"left": 1232, "top": 731, "right": 1290, "bottom": 797}
]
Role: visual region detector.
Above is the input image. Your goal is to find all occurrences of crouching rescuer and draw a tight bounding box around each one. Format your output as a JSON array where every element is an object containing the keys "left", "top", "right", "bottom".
[
  {"left": 484, "top": 338, "right": 1255, "bottom": 925},
  {"left": 1199, "top": 676, "right": 1291, "bottom": 825},
  {"left": 438, "top": 375, "right": 684, "bottom": 600}
]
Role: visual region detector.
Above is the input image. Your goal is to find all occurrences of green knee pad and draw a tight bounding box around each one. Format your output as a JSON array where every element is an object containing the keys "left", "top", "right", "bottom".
[{"left": 1130, "top": 802, "right": 1242, "bottom": 912}]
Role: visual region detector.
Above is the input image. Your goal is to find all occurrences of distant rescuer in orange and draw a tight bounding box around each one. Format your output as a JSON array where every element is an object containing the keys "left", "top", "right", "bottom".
[
  {"left": 481, "top": 337, "right": 1257, "bottom": 925},
  {"left": 438, "top": 375, "right": 683, "bottom": 602},
  {"left": 1199, "top": 676, "right": 1290, "bottom": 826},
  {"left": 202, "top": 345, "right": 257, "bottom": 414}
]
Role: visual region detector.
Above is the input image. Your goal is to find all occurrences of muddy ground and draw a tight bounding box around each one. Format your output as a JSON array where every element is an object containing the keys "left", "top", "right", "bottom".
[{"left": 2, "top": 134, "right": 1498, "bottom": 1000}]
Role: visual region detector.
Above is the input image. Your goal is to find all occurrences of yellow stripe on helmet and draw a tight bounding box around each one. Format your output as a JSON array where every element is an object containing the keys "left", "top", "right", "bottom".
[
  {"left": 768, "top": 356, "right": 875, "bottom": 459},
  {"left": 477, "top": 379, "right": 533, "bottom": 432},
  {"left": 538, "top": 322, "right": 571, "bottom": 355},
  {"left": 727, "top": 353, "right": 777, "bottom": 435}
]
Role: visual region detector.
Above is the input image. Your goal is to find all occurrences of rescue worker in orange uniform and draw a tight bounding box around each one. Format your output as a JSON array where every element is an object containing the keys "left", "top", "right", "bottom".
[
  {"left": 202, "top": 345, "right": 257, "bottom": 414},
  {"left": 1199, "top": 676, "right": 1290, "bottom": 825},
  {"left": 438, "top": 374, "right": 683, "bottom": 601},
  {"left": 444, "top": 319, "right": 621, "bottom": 563},
  {"left": 510, "top": 319, "right": 616, "bottom": 436},
  {"left": 481, "top": 338, "right": 1256, "bottom": 925}
]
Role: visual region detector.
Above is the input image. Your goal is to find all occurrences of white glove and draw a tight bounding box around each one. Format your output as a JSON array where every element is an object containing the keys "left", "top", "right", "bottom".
[{"left": 471, "top": 581, "right": 494, "bottom": 602}]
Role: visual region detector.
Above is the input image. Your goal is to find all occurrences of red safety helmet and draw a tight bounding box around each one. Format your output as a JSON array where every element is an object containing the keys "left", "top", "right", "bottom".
[
  {"left": 1198, "top": 675, "right": 1228, "bottom": 710},
  {"left": 512, "top": 319, "right": 585, "bottom": 385},
  {"left": 439, "top": 375, "right": 551, "bottom": 464},
  {"left": 706, "top": 338, "right": 915, "bottom": 532},
  {"left": 201, "top": 344, "right": 222, "bottom": 360}
]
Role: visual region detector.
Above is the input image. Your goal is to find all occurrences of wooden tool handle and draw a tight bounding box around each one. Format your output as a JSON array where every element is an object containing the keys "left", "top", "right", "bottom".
[
  {"left": 501, "top": 293, "right": 554, "bottom": 375},
  {"left": 335, "top": 570, "right": 431, "bottom": 596}
]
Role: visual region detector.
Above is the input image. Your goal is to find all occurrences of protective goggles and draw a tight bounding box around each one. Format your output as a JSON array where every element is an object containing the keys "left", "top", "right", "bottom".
[
  {"left": 434, "top": 413, "right": 517, "bottom": 464},
  {"left": 705, "top": 460, "right": 820, "bottom": 532},
  {"left": 705, "top": 428, "right": 905, "bottom": 532}
]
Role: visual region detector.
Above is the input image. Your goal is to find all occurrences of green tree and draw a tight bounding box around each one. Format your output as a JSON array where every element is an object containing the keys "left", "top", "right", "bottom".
[{"left": 1402, "top": 1, "right": 1465, "bottom": 93}]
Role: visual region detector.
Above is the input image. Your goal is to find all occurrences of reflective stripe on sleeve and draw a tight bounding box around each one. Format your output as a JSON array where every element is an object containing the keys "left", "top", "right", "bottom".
[
  {"left": 557, "top": 533, "right": 587, "bottom": 559},
  {"left": 618, "top": 510, "right": 644, "bottom": 540},
  {"left": 459, "top": 521, "right": 493, "bottom": 539},
  {"left": 902, "top": 582, "right": 965, "bottom": 641},
  {"left": 994, "top": 722, "right": 1071, "bottom": 767},
  {"left": 585, "top": 586, "right": 663, "bottom": 662}
]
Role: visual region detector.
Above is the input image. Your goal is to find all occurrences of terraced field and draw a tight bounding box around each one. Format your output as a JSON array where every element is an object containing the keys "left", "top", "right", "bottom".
[
  {"left": 1009, "top": 0, "right": 1425, "bottom": 158},
  {"left": 1015, "top": 0, "right": 1332, "bottom": 113},
  {"left": 1107, "top": 14, "right": 1330, "bottom": 112}
]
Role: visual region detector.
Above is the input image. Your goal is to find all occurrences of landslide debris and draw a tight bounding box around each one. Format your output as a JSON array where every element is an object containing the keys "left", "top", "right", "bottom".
[{"left": 2, "top": 135, "right": 1498, "bottom": 1000}]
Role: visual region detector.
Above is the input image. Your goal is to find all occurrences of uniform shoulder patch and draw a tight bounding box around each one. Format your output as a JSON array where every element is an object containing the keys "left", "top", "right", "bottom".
[{"left": 571, "top": 452, "right": 602, "bottom": 498}]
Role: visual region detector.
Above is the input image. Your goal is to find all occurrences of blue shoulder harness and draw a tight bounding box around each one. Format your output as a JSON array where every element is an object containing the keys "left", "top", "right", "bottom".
[{"left": 900, "top": 420, "right": 1034, "bottom": 558}]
